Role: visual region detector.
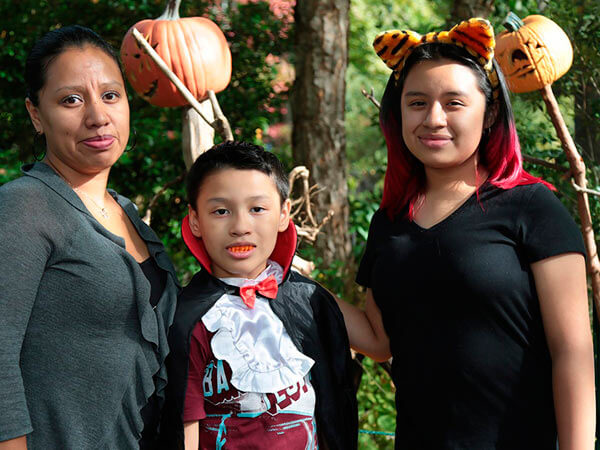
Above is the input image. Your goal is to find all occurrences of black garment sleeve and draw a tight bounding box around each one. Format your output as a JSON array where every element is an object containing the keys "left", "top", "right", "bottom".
[
  {"left": 309, "top": 283, "right": 358, "bottom": 450},
  {"left": 356, "top": 209, "right": 386, "bottom": 288},
  {"left": 518, "top": 184, "right": 586, "bottom": 262}
]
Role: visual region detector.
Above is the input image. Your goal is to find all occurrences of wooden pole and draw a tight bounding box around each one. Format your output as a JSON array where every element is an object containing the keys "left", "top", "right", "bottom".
[
  {"left": 131, "top": 28, "right": 233, "bottom": 142},
  {"left": 182, "top": 103, "right": 215, "bottom": 169},
  {"left": 540, "top": 84, "right": 600, "bottom": 321}
]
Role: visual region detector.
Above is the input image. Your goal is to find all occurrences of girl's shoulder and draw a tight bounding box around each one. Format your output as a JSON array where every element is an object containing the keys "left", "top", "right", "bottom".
[{"left": 486, "top": 180, "right": 550, "bottom": 201}]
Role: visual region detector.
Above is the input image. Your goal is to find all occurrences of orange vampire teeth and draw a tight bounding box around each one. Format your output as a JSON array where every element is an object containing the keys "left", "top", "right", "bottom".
[{"left": 229, "top": 245, "right": 254, "bottom": 253}]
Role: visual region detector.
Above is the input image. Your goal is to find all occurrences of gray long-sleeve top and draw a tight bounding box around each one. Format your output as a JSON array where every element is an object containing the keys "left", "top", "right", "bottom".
[{"left": 0, "top": 163, "right": 178, "bottom": 449}]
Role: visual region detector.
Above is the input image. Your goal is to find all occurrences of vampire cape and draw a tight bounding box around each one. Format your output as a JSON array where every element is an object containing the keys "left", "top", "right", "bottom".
[{"left": 157, "top": 217, "right": 358, "bottom": 450}]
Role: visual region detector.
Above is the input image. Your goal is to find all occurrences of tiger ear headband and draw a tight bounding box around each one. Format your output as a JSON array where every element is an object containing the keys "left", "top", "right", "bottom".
[{"left": 373, "top": 18, "right": 500, "bottom": 98}]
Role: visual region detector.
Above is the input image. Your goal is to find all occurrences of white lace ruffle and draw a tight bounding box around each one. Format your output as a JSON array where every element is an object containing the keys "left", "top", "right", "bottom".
[{"left": 202, "top": 261, "right": 315, "bottom": 393}]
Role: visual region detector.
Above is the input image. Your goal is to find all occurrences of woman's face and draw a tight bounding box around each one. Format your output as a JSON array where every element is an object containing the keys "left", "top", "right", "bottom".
[
  {"left": 26, "top": 45, "right": 129, "bottom": 174},
  {"left": 400, "top": 59, "right": 488, "bottom": 171}
]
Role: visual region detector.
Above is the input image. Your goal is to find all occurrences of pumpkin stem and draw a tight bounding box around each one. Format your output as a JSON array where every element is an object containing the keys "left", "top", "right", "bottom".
[
  {"left": 503, "top": 12, "right": 525, "bottom": 32},
  {"left": 157, "top": 0, "right": 181, "bottom": 20}
]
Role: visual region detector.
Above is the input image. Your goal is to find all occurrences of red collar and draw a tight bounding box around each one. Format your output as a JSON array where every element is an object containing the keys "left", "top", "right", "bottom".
[{"left": 181, "top": 215, "right": 298, "bottom": 277}]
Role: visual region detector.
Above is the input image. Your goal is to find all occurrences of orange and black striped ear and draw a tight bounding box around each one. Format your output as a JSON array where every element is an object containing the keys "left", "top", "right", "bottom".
[
  {"left": 373, "top": 18, "right": 498, "bottom": 95},
  {"left": 446, "top": 18, "right": 495, "bottom": 70},
  {"left": 373, "top": 30, "right": 422, "bottom": 78}
]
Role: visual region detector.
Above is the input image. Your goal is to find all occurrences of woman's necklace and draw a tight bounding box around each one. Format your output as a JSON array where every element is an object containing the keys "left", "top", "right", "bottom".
[
  {"left": 72, "top": 186, "right": 110, "bottom": 219},
  {"left": 45, "top": 160, "right": 110, "bottom": 219}
]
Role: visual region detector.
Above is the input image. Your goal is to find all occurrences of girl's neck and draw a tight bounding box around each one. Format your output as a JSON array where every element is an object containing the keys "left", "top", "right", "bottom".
[{"left": 423, "top": 154, "right": 487, "bottom": 199}]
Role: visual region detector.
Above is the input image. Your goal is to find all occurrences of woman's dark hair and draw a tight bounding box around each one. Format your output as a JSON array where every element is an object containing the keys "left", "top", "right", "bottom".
[
  {"left": 186, "top": 141, "right": 290, "bottom": 208},
  {"left": 378, "top": 42, "right": 550, "bottom": 219},
  {"left": 25, "top": 25, "right": 122, "bottom": 106}
]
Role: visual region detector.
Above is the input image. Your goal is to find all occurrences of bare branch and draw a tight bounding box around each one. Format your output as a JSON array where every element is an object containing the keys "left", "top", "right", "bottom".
[
  {"left": 291, "top": 254, "right": 315, "bottom": 276},
  {"left": 207, "top": 90, "right": 233, "bottom": 141},
  {"left": 522, "top": 154, "right": 569, "bottom": 173},
  {"left": 288, "top": 165, "right": 335, "bottom": 243},
  {"left": 571, "top": 179, "right": 600, "bottom": 197},
  {"left": 351, "top": 352, "right": 392, "bottom": 394},
  {"left": 132, "top": 29, "right": 233, "bottom": 141},
  {"left": 361, "top": 87, "right": 381, "bottom": 109},
  {"left": 143, "top": 172, "right": 186, "bottom": 225}
]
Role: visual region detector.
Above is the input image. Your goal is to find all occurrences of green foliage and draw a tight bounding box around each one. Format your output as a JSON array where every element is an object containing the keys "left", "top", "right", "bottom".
[{"left": 356, "top": 358, "right": 397, "bottom": 449}]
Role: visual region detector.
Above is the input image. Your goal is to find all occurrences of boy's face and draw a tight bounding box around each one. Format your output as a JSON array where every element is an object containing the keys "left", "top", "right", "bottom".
[{"left": 188, "top": 168, "right": 291, "bottom": 280}]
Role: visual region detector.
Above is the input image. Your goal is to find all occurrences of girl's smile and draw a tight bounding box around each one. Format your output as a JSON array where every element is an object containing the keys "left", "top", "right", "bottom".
[{"left": 418, "top": 133, "right": 453, "bottom": 149}]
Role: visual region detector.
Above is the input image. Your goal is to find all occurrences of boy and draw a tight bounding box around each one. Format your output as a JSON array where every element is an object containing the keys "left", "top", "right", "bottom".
[{"left": 159, "top": 142, "right": 357, "bottom": 450}]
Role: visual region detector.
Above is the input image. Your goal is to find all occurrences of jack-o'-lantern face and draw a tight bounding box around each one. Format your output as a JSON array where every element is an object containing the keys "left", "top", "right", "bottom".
[
  {"left": 496, "top": 13, "right": 573, "bottom": 93},
  {"left": 120, "top": 2, "right": 232, "bottom": 108}
]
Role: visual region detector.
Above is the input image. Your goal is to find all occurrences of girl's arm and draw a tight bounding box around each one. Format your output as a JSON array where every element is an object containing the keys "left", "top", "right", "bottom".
[
  {"left": 334, "top": 288, "right": 391, "bottom": 362},
  {"left": 0, "top": 436, "right": 27, "bottom": 450},
  {"left": 532, "top": 253, "right": 595, "bottom": 450},
  {"left": 184, "top": 421, "right": 199, "bottom": 450}
]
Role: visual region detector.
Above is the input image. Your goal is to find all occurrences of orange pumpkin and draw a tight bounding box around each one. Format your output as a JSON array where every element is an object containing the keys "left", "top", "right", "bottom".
[
  {"left": 496, "top": 13, "right": 573, "bottom": 93},
  {"left": 120, "top": 0, "right": 232, "bottom": 107}
]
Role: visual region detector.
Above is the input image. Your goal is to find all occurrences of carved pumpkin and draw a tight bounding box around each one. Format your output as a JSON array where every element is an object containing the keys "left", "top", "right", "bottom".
[
  {"left": 120, "top": 0, "right": 232, "bottom": 107},
  {"left": 496, "top": 13, "right": 573, "bottom": 93}
]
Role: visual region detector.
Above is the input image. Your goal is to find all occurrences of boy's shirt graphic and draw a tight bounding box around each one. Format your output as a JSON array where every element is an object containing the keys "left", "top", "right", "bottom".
[{"left": 184, "top": 261, "right": 318, "bottom": 449}]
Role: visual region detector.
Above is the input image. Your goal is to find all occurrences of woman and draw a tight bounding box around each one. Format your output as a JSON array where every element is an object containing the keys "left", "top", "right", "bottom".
[
  {"left": 0, "top": 26, "right": 178, "bottom": 449},
  {"left": 338, "top": 18, "right": 595, "bottom": 449}
]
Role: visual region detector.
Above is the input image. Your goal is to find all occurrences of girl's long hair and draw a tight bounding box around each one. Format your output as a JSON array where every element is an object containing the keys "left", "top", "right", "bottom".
[{"left": 379, "top": 43, "right": 551, "bottom": 220}]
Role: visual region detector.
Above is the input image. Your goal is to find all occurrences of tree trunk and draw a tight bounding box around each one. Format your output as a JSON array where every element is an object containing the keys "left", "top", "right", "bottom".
[
  {"left": 447, "top": 0, "right": 494, "bottom": 26},
  {"left": 291, "top": 0, "right": 351, "bottom": 270}
]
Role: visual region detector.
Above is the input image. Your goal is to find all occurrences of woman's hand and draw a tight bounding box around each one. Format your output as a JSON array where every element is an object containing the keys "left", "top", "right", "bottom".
[
  {"left": 532, "top": 253, "right": 595, "bottom": 450},
  {"left": 0, "top": 436, "right": 27, "bottom": 450},
  {"left": 334, "top": 289, "right": 391, "bottom": 362}
]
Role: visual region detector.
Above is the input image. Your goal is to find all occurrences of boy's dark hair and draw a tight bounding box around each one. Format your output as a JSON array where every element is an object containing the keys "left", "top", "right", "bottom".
[{"left": 186, "top": 141, "right": 289, "bottom": 208}]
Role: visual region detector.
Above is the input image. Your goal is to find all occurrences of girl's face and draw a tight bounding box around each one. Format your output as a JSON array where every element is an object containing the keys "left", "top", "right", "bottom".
[
  {"left": 400, "top": 59, "right": 488, "bottom": 172},
  {"left": 25, "top": 45, "right": 130, "bottom": 175}
]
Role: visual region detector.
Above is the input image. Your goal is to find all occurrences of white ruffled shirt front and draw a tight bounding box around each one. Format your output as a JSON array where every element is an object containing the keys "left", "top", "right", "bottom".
[{"left": 202, "top": 260, "right": 315, "bottom": 394}]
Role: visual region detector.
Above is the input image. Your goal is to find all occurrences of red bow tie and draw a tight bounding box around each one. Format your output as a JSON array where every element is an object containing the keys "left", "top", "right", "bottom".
[{"left": 238, "top": 275, "right": 278, "bottom": 309}]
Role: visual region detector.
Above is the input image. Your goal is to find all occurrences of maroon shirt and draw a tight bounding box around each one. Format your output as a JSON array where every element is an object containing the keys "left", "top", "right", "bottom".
[{"left": 184, "top": 322, "right": 318, "bottom": 449}]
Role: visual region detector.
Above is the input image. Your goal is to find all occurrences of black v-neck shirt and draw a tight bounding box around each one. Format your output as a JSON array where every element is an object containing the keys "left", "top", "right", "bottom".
[
  {"left": 140, "top": 256, "right": 167, "bottom": 308},
  {"left": 357, "top": 183, "right": 585, "bottom": 450}
]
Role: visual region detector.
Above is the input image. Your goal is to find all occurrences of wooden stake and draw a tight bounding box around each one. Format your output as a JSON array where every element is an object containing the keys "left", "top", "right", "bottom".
[
  {"left": 131, "top": 28, "right": 233, "bottom": 141},
  {"left": 541, "top": 83, "right": 600, "bottom": 321}
]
